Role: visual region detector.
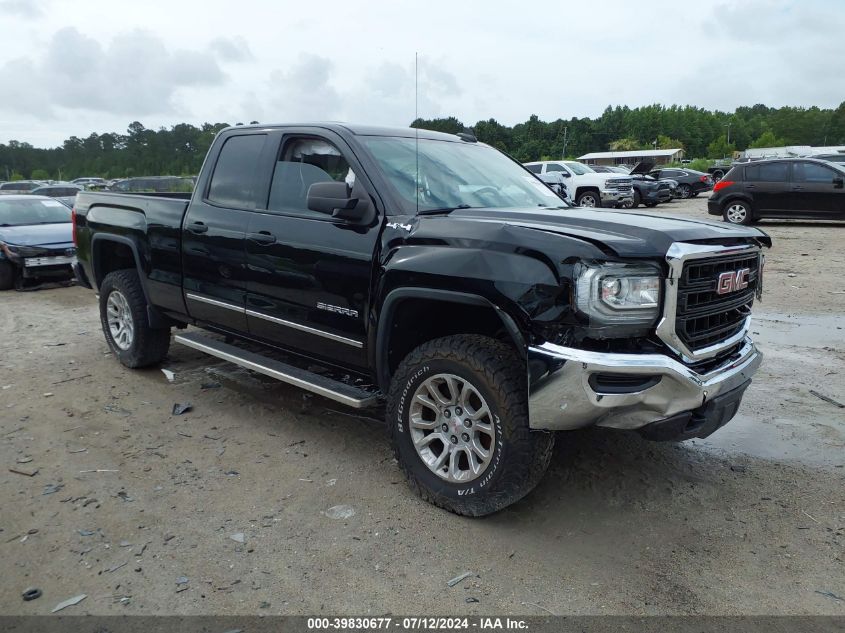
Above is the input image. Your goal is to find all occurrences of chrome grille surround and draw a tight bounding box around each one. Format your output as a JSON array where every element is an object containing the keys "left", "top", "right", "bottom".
[{"left": 656, "top": 242, "right": 762, "bottom": 363}]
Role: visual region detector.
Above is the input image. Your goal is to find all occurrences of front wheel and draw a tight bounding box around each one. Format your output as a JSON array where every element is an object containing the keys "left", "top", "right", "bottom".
[
  {"left": 388, "top": 335, "right": 554, "bottom": 516},
  {"left": 99, "top": 269, "right": 171, "bottom": 368},
  {"left": 723, "top": 200, "right": 753, "bottom": 225},
  {"left": 576, "top": 191, "right": 602, "bottom": 208},
  {"left": 631, "top": 190, "right": 641, "bottom": 208}
]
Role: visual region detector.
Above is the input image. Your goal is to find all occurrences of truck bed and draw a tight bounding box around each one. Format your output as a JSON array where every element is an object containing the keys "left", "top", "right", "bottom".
[{"left": 73, "top": 190, "right": 192, "bottom": 316}]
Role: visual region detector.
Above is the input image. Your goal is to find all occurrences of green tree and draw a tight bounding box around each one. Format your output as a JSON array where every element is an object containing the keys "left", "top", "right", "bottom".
[
  {"left": 656, "top": 134, "right": 684, "bottom": 150},
  {"left": 749, "top": 130, "right": 787, "bottom": 148},
  {"left": 609, "top": 137, "right": 641, "bottom": 151},
  {"left": 31, "top": 168, "right": 50, "bottom": 180},
  {"left": 707, "top": 137, "right": 736, "bottom": 159}
]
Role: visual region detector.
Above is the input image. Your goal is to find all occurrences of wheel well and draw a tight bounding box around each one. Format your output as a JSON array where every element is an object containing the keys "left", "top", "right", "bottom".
[
  {"left": 721, "top": 196, "right": 753, "bottom": 213},
  {"left": 93, "top": 240, "right": 136, "bottom": 289},
  {"left": 575, "top": 186, "right": 599, "bottom": 199},
  {"left": 384, "top": 298, "right": 517, "bottom": 382}
]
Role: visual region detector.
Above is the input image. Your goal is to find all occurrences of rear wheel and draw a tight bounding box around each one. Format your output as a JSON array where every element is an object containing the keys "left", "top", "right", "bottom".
[
  {"left": 388, "top": 335, "right": 554, "bottom": 516},
  {"left": 678, "top": 184, "right": 692, "bottom": 199},
  {"left": 576, "top": 191, "right": 602, "bottom": 208},
  {"left": 723, "top": 200, "right": 753, "bottom": 225},
  {"left": 99, "top": 269, "right": 171, "bottom": 368},
  {"left": 0, "top": 261, "right": 15, "bottom": 290}
]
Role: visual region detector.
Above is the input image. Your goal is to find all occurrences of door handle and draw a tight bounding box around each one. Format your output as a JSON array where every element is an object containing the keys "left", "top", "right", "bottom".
[
  {"left": 188, "top": 221, "right": 208, "bottom": 234},
  {"left": 745, "top": 184, "right": 756, "bottom": 189},
  {"left": 247, "top": 231, "right": 277, "bottom": 245},
  {"left": 791, "top": 186, "right": 804, "bottom": 191}
]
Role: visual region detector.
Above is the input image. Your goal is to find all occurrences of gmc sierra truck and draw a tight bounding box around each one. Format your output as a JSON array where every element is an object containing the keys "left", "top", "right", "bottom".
[{"left": 73, "top": 124, "right": 770, "bottom": 516}]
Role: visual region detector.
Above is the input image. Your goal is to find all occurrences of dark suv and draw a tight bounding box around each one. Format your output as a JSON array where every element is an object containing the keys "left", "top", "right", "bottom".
[
  {"left": 708, "top": 158, "right": 845, "bottom": 224},
  {"left": 649, "top": 168, "right": 713, "bottom": 199}
]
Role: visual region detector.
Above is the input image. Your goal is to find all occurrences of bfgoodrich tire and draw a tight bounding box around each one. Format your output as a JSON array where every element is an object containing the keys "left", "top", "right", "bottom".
[
  {"left": 99, "top": 269, "right": 171, "bottom": 368},
  {"left": 387, "top": 335, "right": 554, "bottom": 516}
]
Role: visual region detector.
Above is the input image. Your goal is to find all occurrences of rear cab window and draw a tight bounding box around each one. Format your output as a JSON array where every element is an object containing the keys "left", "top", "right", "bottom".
[{"left": 207, "top": 134, "right": 267, "bottom": 208}]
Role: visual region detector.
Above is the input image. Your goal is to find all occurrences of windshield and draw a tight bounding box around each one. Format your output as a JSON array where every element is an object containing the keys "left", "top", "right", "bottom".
[
  {"left": 361, "top": 137, "right": 564, "bottom": 214},
  {"left": 564, "top": 162, "right": 594, "bottom": 175},
  {"left": 0, "top": 198, "right": 72, "bottom": 226}
]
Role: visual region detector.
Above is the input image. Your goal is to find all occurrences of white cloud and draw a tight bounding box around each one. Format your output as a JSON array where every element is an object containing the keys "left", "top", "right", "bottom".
[
  {"left": 0, "top": 0, "right": 45, "bottom": 18},
  {"left": 0, "top": 27, "right": 226, "bottom": 117},
  {"left": 0, "top": 0, "right": 842, "bottom": 146},
  {"left": 209, "top": 36, "right": 253, "bottom": 63}
]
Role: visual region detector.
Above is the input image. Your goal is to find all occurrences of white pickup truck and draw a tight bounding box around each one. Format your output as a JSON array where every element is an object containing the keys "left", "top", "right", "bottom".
[{"left": 524, "top": 160, "right": 633, "bottom": 208}]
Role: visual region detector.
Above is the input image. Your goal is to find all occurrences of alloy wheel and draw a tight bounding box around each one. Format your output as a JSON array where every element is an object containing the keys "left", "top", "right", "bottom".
[
  {"left": 408, "top": 373, "right": 496, "bottom": 483},
  {"left": 725, "top": 203, "right": 748, "bottom": 224},
  {"left": 106, "top": 290, "right": 135, "bottom": 350},
  {"left": 579, "top": 194, "right": 598, "bottom": 207}
]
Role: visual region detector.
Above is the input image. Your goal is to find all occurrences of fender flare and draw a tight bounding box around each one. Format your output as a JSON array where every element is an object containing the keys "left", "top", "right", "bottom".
[
  {"left": 90, "top": 233, "right": 168, "bottom": 328},
  {"left": 374, "top": 287, "right": 526, "bottom": 391}
]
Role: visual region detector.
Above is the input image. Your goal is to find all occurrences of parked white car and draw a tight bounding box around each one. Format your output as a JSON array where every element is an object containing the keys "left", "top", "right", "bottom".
[{"left": 524, "top": 161, "right": 633, "bottom": 208}]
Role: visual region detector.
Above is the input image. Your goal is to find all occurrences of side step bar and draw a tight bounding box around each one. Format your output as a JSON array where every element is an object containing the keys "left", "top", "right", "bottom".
[{"left": 174, "top": 331, "right": 378, "bottom": 409}]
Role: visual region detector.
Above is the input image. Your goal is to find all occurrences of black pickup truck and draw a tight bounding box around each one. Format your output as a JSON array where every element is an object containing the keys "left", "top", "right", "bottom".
[{"left": 73, "top": 123, "right": 771, "bottom": 516}]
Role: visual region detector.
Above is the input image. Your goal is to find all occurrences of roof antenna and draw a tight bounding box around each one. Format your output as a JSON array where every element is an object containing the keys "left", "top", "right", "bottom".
[{"left": 415, "top": 51, "right": 419, "bottom": 215}]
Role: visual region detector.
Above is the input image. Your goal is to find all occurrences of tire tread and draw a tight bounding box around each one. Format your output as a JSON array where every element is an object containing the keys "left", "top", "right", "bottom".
[
  {"left": 387, "top": 335, "right": 553, "bottom": 516},
  {"left": 99, "top": 269, "right": 170, "bottom": 368}
]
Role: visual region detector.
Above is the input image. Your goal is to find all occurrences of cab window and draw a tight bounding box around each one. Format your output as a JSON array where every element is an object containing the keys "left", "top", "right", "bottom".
[
  {"left": 266, "top": 138, "right": 354, "bottom": 218},
  {"left": 207, "top": 134, "right": 267, "bottom": 208}
]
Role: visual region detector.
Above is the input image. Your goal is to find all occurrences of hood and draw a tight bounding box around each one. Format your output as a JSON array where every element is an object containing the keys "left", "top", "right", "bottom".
[
  {"left": 628, "top": 160, "right": 656, "bottom": 175},
  {"left": 0, "top": 222, "right": 73, "bottom": 248},
  {"left": 429, "top": 207, "right": 770, "bottom": 258}
]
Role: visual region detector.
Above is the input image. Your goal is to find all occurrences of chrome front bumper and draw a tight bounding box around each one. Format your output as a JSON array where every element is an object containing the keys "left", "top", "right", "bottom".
[
  {"left": 600, "top": 189, "right": 633, "bottom": 204},
  {"left": 527, "top": 338, "right": 762, "bottom": 431}
]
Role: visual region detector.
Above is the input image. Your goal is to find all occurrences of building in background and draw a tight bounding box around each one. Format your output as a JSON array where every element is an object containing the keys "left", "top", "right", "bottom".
[{"left": 578, "top": 149, "right": 684, "bottom": 166}]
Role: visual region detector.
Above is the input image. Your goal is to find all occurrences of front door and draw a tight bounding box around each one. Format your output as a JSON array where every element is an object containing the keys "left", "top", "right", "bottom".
[
  {"left": 244, "top": 131, "right": 381, "bottom": 369},
  {"left": 790, "top": 161, "right": 845, "bottom": 218},
  {"left": 182, "top": 132, "right": 270, "bottom": 331}
]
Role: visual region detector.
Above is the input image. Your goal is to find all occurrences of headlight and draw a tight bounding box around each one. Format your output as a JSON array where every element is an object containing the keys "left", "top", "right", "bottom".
[
  {"left": 3, "top": 243, "right": 49, "bottom": 257},
  {"left": 576, "top": 263, "right": 661, "bottom": 327}
]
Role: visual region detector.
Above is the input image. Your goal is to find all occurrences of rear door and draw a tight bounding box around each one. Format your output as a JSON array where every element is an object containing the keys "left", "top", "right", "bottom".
[
  {"left": 243, "top": 129, "right": 381, "bottom": 368},
  {"left": 182, "top": 132, "right": 272, "bottom": 332},
  {"left": 742, "top": 162, "right": 791, "bottom": 216},
  {"left": 790, "top": 161, "right": 845, "bottom": 218}
]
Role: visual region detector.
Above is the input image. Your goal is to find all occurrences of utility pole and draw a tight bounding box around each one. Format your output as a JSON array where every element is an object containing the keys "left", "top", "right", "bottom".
[
  {"left": 725, "top": 122, "right": 732, "bottom": 145},
  {"left": 561, "top": 127, "right": 568, "bottom": 159}
]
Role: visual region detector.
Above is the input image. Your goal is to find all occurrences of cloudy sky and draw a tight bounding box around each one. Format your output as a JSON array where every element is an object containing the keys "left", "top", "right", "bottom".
[{"left": 0, "top": 0, "right": 842, "bottom": 147}]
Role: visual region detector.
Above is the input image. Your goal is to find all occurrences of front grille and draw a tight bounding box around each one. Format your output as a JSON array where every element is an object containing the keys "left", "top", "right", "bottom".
[
  {"left": 676, "top": 252, "right": 760, "bottom": 351},
  {"left": 606, "top": 178, "right": 632, "bottom": 192}
]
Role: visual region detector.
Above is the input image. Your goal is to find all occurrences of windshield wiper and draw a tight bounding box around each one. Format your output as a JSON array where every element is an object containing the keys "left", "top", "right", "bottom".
[{"left": 417, "top": 204, "right": 474, "bottom": 216}]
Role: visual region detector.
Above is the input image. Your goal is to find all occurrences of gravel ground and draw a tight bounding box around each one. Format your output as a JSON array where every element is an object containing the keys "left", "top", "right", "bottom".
[{"left": 1, "top": 196, "right": 843, "bottom": 616}]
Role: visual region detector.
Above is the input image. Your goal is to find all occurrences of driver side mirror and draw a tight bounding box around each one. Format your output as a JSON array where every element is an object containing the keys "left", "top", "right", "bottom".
[
  {"left": 560, "top": 171, "right": 571, "bottom": 178},
  {"left": 307, "top": 181, "right": 372, "bottom": 222}
]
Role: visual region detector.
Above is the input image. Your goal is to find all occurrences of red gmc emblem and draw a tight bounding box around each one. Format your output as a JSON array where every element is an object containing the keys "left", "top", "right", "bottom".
[{"left": 717, "top": 268, "right": 750, "bottom": 295}]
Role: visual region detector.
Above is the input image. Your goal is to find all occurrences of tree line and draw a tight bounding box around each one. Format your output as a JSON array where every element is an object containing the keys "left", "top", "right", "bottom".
[{"left": 2, "top": 103, "right": 845, "bottom": 180}]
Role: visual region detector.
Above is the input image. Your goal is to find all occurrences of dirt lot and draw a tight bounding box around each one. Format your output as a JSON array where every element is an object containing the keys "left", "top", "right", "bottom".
[{"left": 1, "top": 196, "right": 844, "bottom": 616}]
